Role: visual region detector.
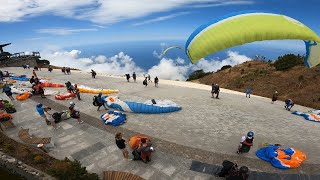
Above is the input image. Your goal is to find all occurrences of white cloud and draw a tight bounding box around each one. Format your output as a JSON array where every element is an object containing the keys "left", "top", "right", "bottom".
[
  {"left": 94, "top": 55, "right": 107, "bottom": 63},
  {"left": 0, "top": 0, "right": 254, "bottom": 24},
  {"left": 148, "top": 51, "right": 251, "bottom": 80},
  {"left": 133, "top": 12, "right": 190, "bottom": 26},
  {"left": 41, "top": 48, "right": 144, "bottom": 75},
  {"left": 148, "top": 58, "right": 190, "bottom": 80},
  {"left": 41, "top": 47, "right": 250, "bottom": 80},
  {"left": 37, "top": 28, "right": 97, "bottom": 35}
]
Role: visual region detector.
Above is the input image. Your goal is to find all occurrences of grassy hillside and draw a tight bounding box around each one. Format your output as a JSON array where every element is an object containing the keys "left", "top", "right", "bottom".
[{"left": 197, "top": 60, "right": 320, "bottom": 109}]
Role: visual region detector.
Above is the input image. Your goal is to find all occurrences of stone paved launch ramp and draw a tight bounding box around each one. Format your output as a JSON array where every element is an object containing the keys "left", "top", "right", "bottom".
[{"left": 1, "top": 67, "right": 320, "bottom": 179}]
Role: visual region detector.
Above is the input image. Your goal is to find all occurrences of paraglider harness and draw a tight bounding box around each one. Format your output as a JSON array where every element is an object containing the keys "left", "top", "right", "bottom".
[
  {"left": 52, "top": 110, "right": 71, "bottom": 123},
  {"left": 93, "top": 96, "right": 99, "bottom": 106},
  {"left": 237, "top": 136, "right": 254, "bottom": 154},
  {"left": 93, "top": 96, "right": 104, "bottom": 106}
]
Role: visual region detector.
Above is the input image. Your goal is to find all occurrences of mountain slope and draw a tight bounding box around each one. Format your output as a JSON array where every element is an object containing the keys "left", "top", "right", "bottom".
[{"left": 198, "top": 61, "right": 320, "bottom": 109}]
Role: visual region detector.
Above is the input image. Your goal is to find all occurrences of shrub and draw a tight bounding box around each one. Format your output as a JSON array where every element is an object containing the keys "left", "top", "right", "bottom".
[
  {"left": 220, "top": 65, "right": 232, "bottom": 71},
  {"left": 34, "top": 155, "right": 45, "bottom": 164},
  {"left": 48, "top": 158, "right": 99, "bottom": 180},
  {"left": 274, "top": 54, "right": 304, "bottom": 71},
  {"left": 248, "top": 63, "right": 251, "bottom": 68},
  {"left": 4, "top": 103, "right": 14, "bottom": 108},
  {"left": 4, "top": 143, "right": 15, "bottom": 153},
  {"left": 187, "top": 69, "right": 212, "bottom": 81},
  {"left": 241, "top": 69, "right": 245, "bottom": 74}
]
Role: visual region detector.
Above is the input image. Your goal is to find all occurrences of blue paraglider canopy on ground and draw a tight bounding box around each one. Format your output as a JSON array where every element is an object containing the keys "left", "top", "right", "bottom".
[{"left": 100, "top": 110, "right": 126, "bottom": 126}]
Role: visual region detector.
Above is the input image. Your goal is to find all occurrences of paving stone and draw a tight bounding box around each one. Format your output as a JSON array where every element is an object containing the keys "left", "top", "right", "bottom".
[{"left": 71, "top": 142, "right": 105, "bottom": 160}]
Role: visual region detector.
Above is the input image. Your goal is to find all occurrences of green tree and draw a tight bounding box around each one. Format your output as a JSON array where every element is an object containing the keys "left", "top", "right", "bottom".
[{"left": 274, "top": 54, "right": 304, "bottom": 71}]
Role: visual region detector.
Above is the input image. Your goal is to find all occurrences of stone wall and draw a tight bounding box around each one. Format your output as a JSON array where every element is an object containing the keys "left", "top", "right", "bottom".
[{"left": 0, "top": 57, "right": 38, "bottom": 68}]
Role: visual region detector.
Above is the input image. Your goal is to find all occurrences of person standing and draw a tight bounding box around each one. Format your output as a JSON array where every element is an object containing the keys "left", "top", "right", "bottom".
[
  {"left": 211, "top": 84, "right": 215, "bottom": 98},
  {"left": 147, "top": 74, "right": 152, "bottom": 83},
  {"left": 246, "top": 88, "right": 251, "bottom": 98},
  {"left": 96, "top": 92, "right": 108, "bottom": 111},
  {"left": 132, "top": 72, "right": 136, "bottom": 82},
  {"left": 115, "top": 132, "right": 130, "bottom": 160},
  {"left": 74, "top": 84, "right": 81, "bottom": 100},
  {"left": 69, "top": 102, "right": 83, "bottom": 124},
  {"left": 91, "top": 69, "right": 96, "bottom": 78},
  {"left": 212, "top": 84, "right": 220, "bottom": 99},
  {"left": 154, "top": 76, "right": 159, "bottom": 87},
  {"left": 271, "top": 91, "right": 278, "bottom": 104},
  {"left": 36, "top": 103, "right": 50, "bottom": 125},
  {"left": 143, "top": 77, "right": 148, "bottom": 87},
  {"left": 125, "top": 74, "right": 130, "bottom": 82}
]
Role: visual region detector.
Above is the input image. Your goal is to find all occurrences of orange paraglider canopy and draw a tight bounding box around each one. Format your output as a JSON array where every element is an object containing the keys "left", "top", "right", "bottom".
[{"left": 129, "top": 135, "right": 149, "bottom": 149}]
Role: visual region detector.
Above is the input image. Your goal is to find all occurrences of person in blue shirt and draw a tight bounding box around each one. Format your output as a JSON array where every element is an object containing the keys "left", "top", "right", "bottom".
[
  {"left": 36, "top": 103, "right": 50, "bottom": 125},
  {"left": 2, "top": 83, "right": 14, "bottom": 101},
  {"left": 96, "top": 92, "right": 108, "bottom": 111},
  {"left": 246, "top": 88, "right": 251, "bottom": 98}
]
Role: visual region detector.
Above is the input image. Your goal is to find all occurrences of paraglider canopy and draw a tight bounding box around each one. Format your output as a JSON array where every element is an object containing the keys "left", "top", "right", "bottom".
[{"left": 164, "top": 11, "right": 320, "bottom": 68}]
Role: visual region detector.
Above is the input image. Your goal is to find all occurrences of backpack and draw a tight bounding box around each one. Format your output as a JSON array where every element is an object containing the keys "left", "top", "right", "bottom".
[
  {"left": 52, "top": 112, "right": 62, "bottom": 123},
  {"left": 93, "top": 96, "right": 98, "bottom": 106},
  {"left": 5, "top": 107, "right": 16, "bottom": 114}
]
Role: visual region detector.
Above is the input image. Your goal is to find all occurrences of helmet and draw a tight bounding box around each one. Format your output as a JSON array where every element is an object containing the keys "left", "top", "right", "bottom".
[
  {"left": 69, "top": 102, "right": 75, "bottom": 106},
  {"left": 239, "top": 166, "right": 249, "bottom": 173},
  {"left": 36, "top": 103, "right": 43, "bottom": 108},
  {"left": 275, "top": 91, "right": 278, "bottom": 94},
  {"left": 98, "top": 92, "right": 102, "bottom": 95},
  {"left": 247, "top": 131, "right": 254, "bottom": 137}
]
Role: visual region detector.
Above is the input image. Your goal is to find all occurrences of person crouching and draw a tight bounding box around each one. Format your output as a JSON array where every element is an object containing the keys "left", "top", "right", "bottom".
[
  {"left": 285, "top": 99, "right": 294, "bottom": 111},
  {"left": 138, "top": 138, "right": 154, "bottom": 163}
]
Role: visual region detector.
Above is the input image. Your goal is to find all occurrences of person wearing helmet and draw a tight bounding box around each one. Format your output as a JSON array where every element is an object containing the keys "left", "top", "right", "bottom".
[
  {"left": 271, "top": 91, "right": 278, "bottom": 104},
  {"left": 36, "top": 103, "right": 50, "bottom": 125},
  {"left": 95, "top": 92, "right": 108, "bottom": 111},
  {"left": 237, "top": 131, "right": 254, "bottom": 154},
  {"left": 69, "top": 102, "right": 83, "bottom": 124},
  {"left": 226, "top": 166, "right": 249, "bottom": 180}
]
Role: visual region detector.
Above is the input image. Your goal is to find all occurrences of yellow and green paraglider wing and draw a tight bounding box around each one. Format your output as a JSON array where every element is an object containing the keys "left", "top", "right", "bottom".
[{"left": 186, "top": 12, "right": 320, "bottom": 68}]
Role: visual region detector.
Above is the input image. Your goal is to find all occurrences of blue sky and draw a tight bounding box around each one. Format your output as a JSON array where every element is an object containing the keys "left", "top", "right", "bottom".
[{"left": 1, "top": 0, "right": 319, "bottom": 53}]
